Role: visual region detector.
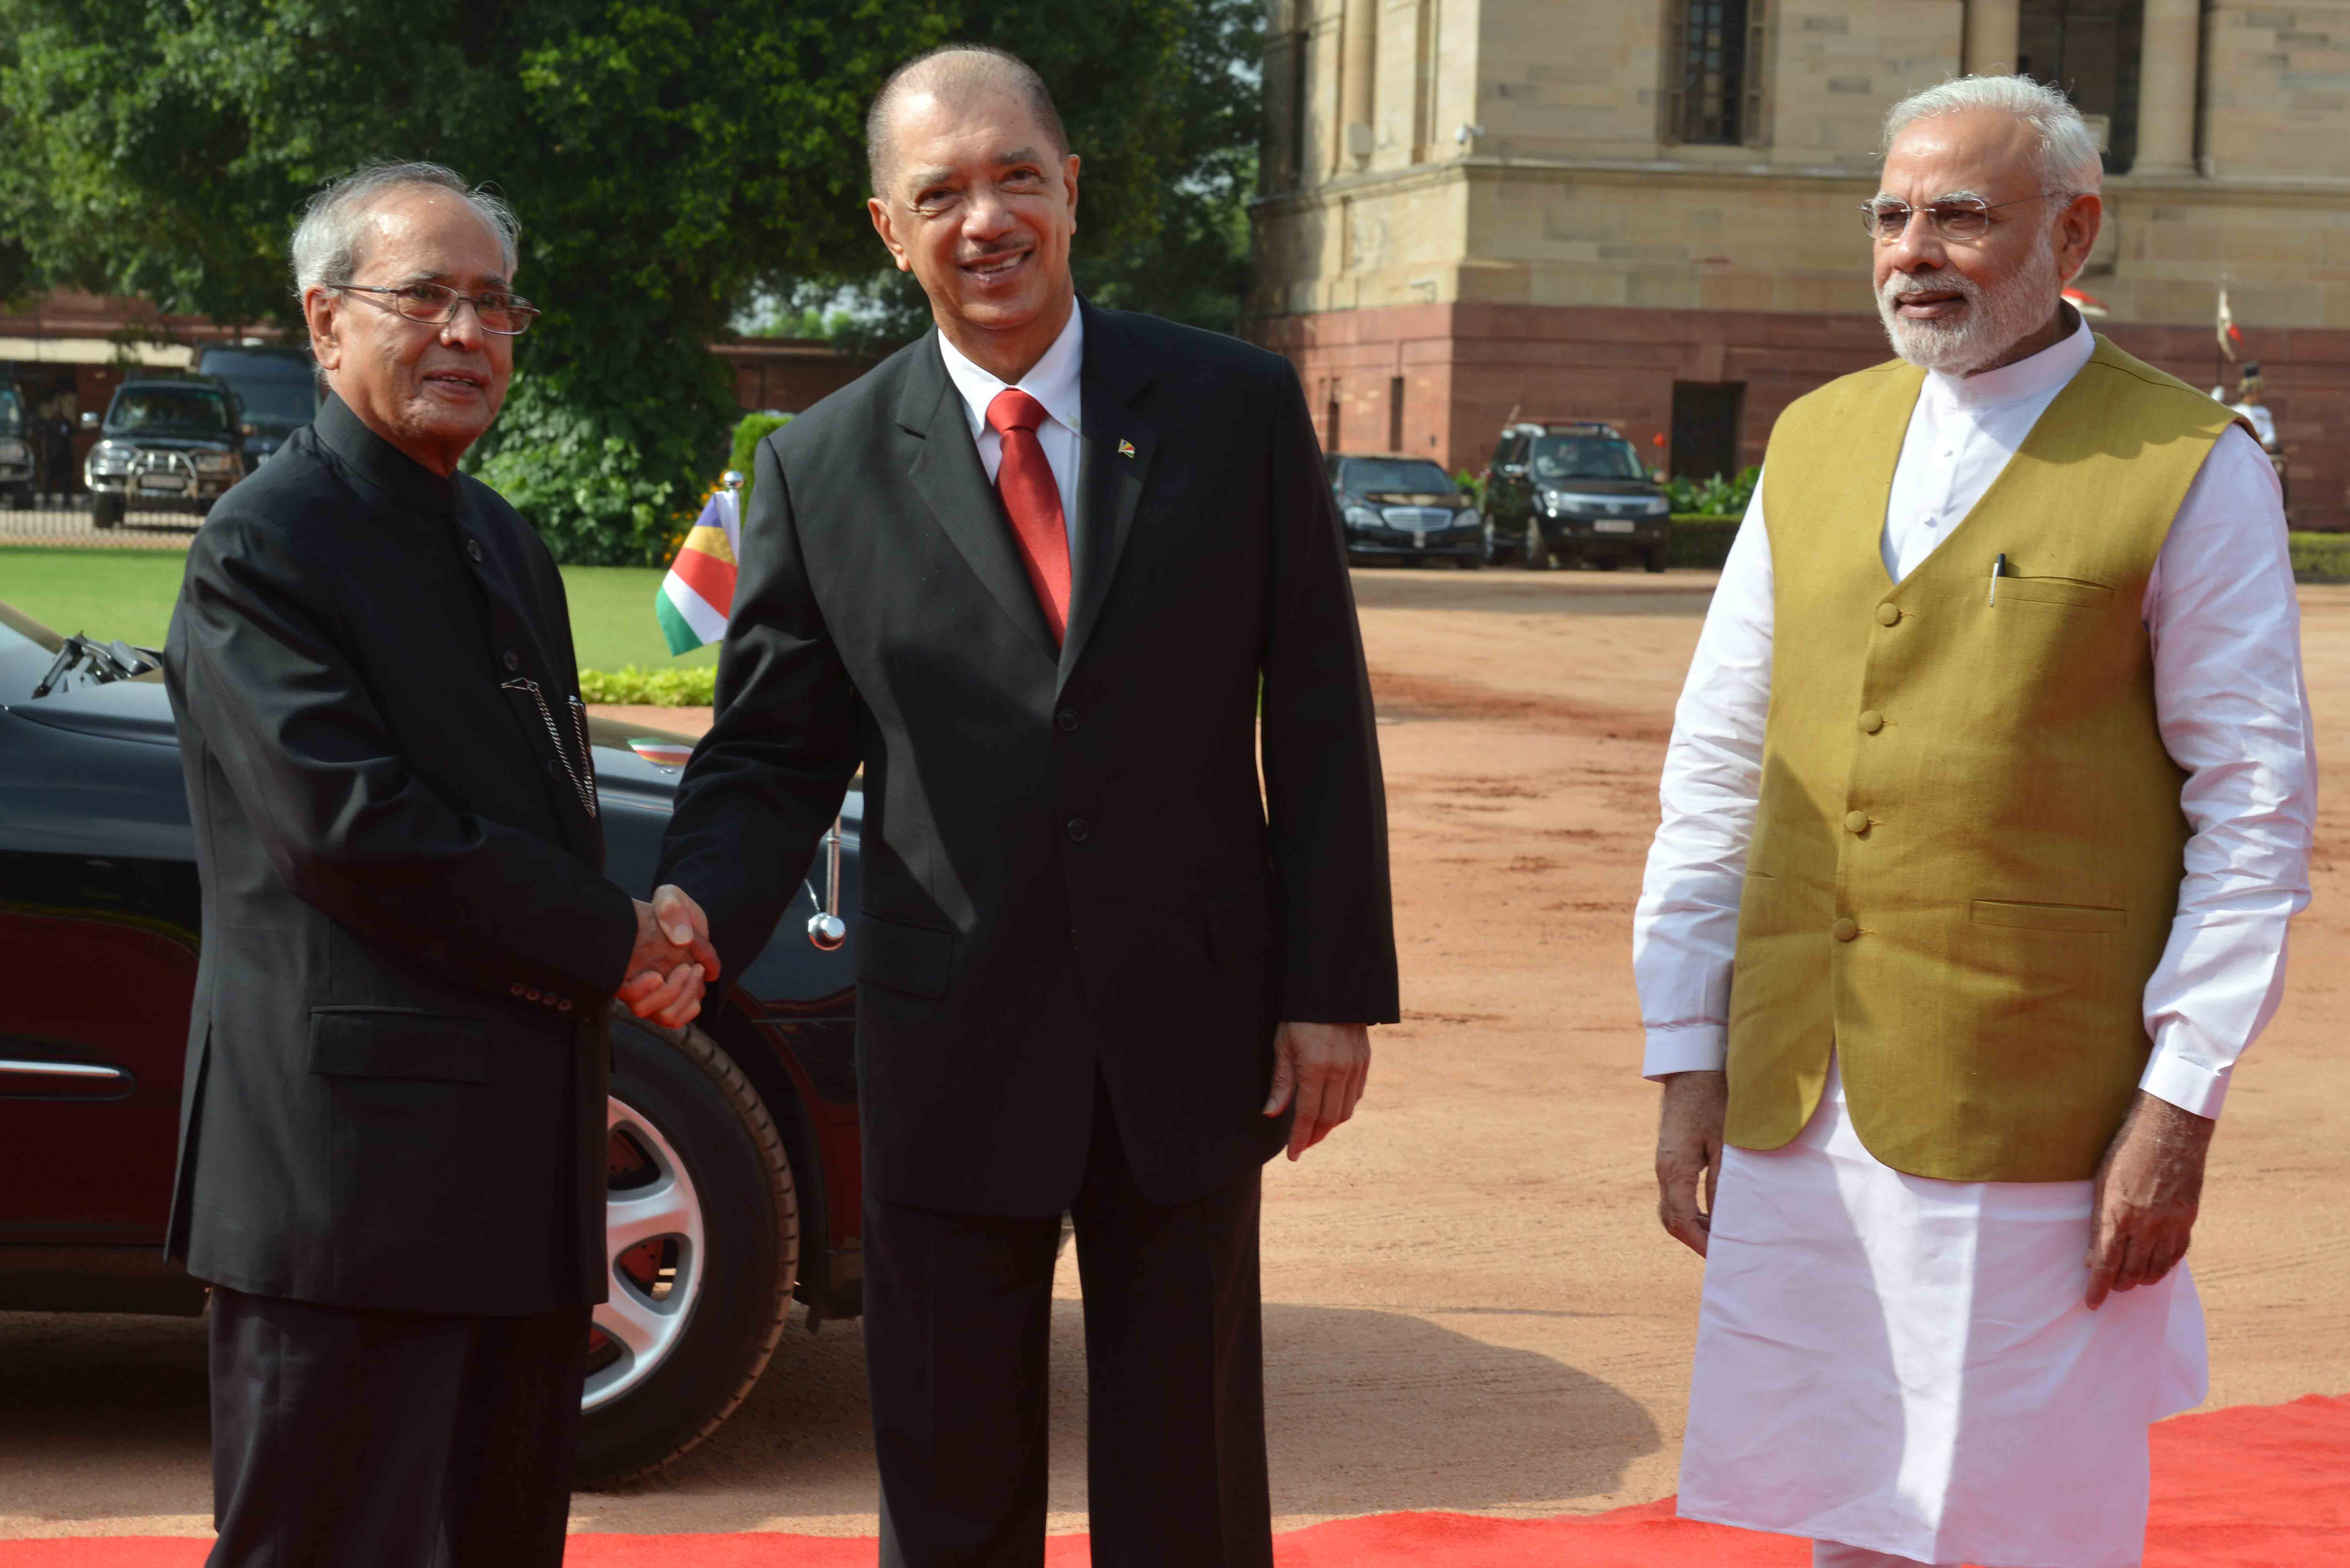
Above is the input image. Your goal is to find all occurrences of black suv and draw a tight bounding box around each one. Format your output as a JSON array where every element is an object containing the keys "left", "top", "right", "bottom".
[
  {"left": 1327, "top": 453, "right": 1482, "bottom": 569},
  {"left": 81, "top": 377, "right": 249, "bottom": 528},
  {"left": 1483, "top": 421, "right": 1672, "bottom": 572},
  {"left": 193, "top": 343, "right": 321, "bottom": 469}
]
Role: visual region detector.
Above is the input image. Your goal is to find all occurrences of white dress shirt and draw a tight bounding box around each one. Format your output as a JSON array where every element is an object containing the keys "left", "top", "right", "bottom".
[
  {"left": 1633, "top": 316, "right": 2317, "bottom": 1119},
  {"left": 936, "top": 304, "right": 1085, "bottom": 553}
]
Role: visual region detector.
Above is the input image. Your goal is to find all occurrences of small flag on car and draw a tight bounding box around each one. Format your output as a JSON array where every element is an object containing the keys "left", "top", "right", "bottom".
[
  {"left": 656, "top": 480, "right": 742, "bottom": 655},
  {"left": 627, "top": 738, "right": 695, "bottom": 770}
]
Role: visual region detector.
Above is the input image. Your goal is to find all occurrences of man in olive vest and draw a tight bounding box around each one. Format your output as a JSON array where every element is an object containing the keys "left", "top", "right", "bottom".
[{"left": 1633, "top": 77, "right": 2315, "bottom": 1568}]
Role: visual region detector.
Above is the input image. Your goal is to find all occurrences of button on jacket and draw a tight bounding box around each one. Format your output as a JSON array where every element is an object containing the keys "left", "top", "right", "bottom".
[{"left": 163, "top": 394, "right": 638, "bottom": 1315}]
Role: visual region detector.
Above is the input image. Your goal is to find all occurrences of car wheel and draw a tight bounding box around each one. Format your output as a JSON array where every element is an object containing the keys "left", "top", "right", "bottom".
[
  {"left": 92, "top": 493, "right": 124, "bottom": 529},
  {"left": 1645, "top": 544, "right": 1669, "bottom": 574},
  {"left": 575, "top": 1012, "right": 799, "bottom": 1487},
  {"left": 1481, "top": 518, "right": 1512, "bottom": 566},
  {"left": 1522, "top": 517, "right": 1551, "bottom": 571},
  {"left": 1454, "top": 550, "right": 1481, "bottom": 570}
]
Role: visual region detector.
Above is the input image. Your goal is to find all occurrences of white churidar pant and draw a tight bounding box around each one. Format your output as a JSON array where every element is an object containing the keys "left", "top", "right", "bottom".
[{"left": 1676, "top": 1057, "right": 2206, "bottom": 1568}]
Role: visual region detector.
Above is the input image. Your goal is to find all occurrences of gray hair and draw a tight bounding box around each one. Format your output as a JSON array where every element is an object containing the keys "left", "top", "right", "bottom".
[
  {"left": 290, "top": 161, "right": 519, "bottom": 296},
  {"left": 1882, "top": 75, "right": 2104, "bottom": 195}
]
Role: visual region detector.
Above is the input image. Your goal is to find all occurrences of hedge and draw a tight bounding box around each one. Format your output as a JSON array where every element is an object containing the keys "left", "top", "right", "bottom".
[
  {"left": 2291, "top": 532, "right": 2350, "bottom": 582},
  {"left": 578, "top": 665, "right": 718, "bottom": 706}
]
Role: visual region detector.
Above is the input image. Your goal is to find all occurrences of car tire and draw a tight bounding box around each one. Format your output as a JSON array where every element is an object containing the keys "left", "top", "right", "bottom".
[
  {"left": 574, "top": 1012, "right": 799, "bottom": 1488},
  {"left": 1522, "top": 517, "right": 1551, "bottom": 571},
  {"left": 1644, "top": 544, "right": 1669, "bottom": 574},
  {"left": 1454, "top": 550, "right": 1481, "bottom": 570},
  {"left": 92, "top": 493, "right": 124, "bottom": 529}
]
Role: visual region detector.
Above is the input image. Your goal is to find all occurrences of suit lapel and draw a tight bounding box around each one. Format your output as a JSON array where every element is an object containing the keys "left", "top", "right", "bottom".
[
  {"left": 1061, "top": 303, "right": 1157, "bottom": 685},
  {"left": 897, "top": 334, "right": 1059, "bottom": 663}
]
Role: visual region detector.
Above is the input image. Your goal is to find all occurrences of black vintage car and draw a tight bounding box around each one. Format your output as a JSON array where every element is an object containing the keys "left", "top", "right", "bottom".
[
  {"left": 80, "top": 378, "right": 250, "bottom": 529},
  {"left": 1327, "top": 453, "right": 1483, "bottom": 568},
  {"left": 0, "top": 595, "right": 865, "bottom": 1485},
  {"left": 1483, "top": 420, "right": 1673, "bottom": 572}
]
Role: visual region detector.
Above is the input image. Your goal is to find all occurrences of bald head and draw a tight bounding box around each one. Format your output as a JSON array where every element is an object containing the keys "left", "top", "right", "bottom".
[{"left": 866, "top": 45, "right": 1069, "bottom": 197}]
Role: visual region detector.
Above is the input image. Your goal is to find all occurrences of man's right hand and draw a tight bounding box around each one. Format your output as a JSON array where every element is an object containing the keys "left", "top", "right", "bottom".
[
  {"left": 1656, "top": 1069, "right": 1728, "bottom": 1257},
  {"left": 616, "top": 884, "right": 722, "bottom": 1030}
]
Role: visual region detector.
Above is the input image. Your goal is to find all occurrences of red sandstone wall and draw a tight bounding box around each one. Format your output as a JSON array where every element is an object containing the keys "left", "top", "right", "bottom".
[{"left": 1253, "top": 304, "right": 2350, "bottom": 531}]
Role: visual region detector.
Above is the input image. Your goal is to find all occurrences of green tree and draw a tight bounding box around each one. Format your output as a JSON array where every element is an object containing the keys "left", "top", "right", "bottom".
[{"left": 0, "top": 0, "right": 1239, "bottom": 562}]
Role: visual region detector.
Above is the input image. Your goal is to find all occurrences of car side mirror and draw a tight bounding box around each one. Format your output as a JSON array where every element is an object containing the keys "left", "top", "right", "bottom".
[
  {"left": 1497, "top": 462, "right": 1526, "bottom": 479},
  {"left": 79, "top": 411, "right": 100, "bottom": 431},
  {"left": 1651, "top": 469, "right": 1668, "bottom": 484}
]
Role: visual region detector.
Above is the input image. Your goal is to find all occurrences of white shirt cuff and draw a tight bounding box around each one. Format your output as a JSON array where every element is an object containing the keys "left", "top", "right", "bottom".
[
  {"left": 2139, "top": 1048, "right": 2231, "bottom": 1120},
  {"left": 1643, "top": 1025, "right": 1727, "bottom": 1080}
]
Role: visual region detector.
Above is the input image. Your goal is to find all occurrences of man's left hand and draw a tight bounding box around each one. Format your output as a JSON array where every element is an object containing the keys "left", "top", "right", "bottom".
[
  {"left": 2086, "top": 1089, "right": 2215, "bottom": 1310},
  {"left": 1262, "top": 1021, "right": 1371, "bottom": 1160}
]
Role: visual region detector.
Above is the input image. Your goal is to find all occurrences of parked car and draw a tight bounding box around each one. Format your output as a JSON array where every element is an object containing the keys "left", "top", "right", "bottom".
[
  {"left": 0, "top": 594, "right": 865, "bottom": 1485},
  {"left": 1326, "top": 452, "right": 1482, "bottom": 568},
  {"left": 0, "top": 385, "right": 32, "bottom": 506},
  {"left": 193, "top": 343, "right": 322, "bottom": 469},
  {"left": 1483, "top": 420, "right": 1673, "bottom": 572},
  {"left": 80, "top": 377, "right": 249, "bottom": 529}
]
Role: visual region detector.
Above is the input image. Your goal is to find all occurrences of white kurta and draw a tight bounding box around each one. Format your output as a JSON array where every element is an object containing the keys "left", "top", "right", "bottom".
[{"left": 1633, "top": 320, "right": 2317, "bottom": 1567}]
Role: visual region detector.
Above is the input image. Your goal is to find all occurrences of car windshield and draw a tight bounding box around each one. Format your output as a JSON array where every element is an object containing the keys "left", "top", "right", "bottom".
[
  {"left": 106, "top": 387, "right": 232, "bottom": 437},
  {"left": 0, "top": 388, "right": 23, "bottom": 436},
  {"left": 225, "top": 378, "right": 318, "bottom": 428},
  {"left": 1531, "top": 435, "right": 1646, "bottom": 483},
  {"left": 1346, "top": 459, "right": 1455, "bottom": 494}
]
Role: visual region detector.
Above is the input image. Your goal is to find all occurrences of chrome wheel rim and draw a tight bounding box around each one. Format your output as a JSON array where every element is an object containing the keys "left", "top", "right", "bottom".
[{"left": 584, "top": 1094, "right": 707, "bottom": 1411}]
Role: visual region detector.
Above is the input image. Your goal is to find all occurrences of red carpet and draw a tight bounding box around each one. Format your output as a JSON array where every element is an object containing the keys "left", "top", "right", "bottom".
[{"left": 6, "top": 1393, "right": 2343, "bottom": 1566}]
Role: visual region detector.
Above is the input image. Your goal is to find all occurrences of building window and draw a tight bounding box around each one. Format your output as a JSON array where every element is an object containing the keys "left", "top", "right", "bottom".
[
  {"left": 1388, "top": 377, "right": 1406, "bottom": 452},
  {"left": 2018, "top": 0, "right": 2140, "bottom": 174},
  {"left": 1666, "top": 0, "right": 1769, "bottom": 147},
  {"left": 1326, "top": 391, "right": 1343, "bottom": 454},
  {"left": 1262, "top": 27, "right": 1314, "bottom": 193}
]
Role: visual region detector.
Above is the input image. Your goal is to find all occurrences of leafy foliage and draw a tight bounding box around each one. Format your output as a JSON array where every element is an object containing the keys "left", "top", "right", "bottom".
[
  {"left": 0, "top": 0, "right": 1260, "bottom": 558},
  {"left": 1664, "top": 465, "right": 1762, "bottom": 518},
  {"left": 577, "top": 663, "right": 717, "bottom": 705}
]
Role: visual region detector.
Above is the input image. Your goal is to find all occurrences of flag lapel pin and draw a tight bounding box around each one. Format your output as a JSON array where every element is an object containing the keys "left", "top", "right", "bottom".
[{"left": 1118, "top": 439, "right": 1136, "bottom": 458}]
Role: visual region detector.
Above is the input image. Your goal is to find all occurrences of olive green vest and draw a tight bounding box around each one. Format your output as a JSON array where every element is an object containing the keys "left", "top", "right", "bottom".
[{"left": 1727, "top": 336, "right": 2243, "bottom": 1182}]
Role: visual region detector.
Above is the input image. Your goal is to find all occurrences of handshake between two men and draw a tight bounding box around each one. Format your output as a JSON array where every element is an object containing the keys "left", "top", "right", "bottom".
[{"left": 617, "top": 883, "right": 722, "bottom": 1031}]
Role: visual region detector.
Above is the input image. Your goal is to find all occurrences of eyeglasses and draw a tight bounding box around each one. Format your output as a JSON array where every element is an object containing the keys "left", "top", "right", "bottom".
[
  {"left": 326, "top": 282, "right": 541, "bottom": 336},
  {"left": 1859, "top": 193, "right": 2064, "bottom": 243}
]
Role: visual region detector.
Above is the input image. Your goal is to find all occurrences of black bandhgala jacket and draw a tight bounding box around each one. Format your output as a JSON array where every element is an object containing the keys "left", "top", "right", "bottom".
[
  {"left": 163, "top": 394, "right": 636, "bottom": 1315},
  {"left": 658, "top": 301, "right": 1401, "bottom": 1217}
]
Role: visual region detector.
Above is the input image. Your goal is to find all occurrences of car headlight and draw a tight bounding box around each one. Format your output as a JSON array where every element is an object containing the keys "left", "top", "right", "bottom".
[
  {"left": 0, "top": 438, "right": 27, "bottom": 463},
  {"left": 1462, "top": 509, "right": 1482, "bottom": 532},
  {"left": 1649, "top": 498, "right": 1672, "bottom": 516},
  {"left": 1343, "top": 505, "right": 1383, "bottom": 529}
]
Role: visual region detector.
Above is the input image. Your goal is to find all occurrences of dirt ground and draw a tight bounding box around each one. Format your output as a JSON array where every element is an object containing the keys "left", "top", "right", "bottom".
[{"left": 5, "top": 568, "right": 2345, "bottom": 1541}]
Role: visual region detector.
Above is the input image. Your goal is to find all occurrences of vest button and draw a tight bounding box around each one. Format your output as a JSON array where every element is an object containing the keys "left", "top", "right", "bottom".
[
  {"left": 1066, "top": 818, "right": 1090, "bottom": 842},
  {"left": 1832, "top": 917, "right": 1860, "bottom": 942},
  {"left": 1858, "top": 710, "right": 1885, "bottom": 734},
  {"left": 1844, "top": 810, "right": 1870, "bottom": 834},
  {"left": 1057, "top": 708, "right": 1080, "bottom": 733},
  {"left": 1876, "top": 604, "right": 1901, "bottom": 627}
]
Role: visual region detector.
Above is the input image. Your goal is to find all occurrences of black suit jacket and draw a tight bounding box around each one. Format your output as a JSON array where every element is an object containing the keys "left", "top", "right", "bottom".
[
  {"left": 658, "top": 302, "right": 1399, "bottom": 1216},
  {"left": 163, "top": 395, "right": 637, "bottom": 1315}
]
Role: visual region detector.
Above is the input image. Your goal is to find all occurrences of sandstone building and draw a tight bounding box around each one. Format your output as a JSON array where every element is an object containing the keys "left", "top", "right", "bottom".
[{"left": 1248, "top": 0, "right": 2350, "bottom": 527}]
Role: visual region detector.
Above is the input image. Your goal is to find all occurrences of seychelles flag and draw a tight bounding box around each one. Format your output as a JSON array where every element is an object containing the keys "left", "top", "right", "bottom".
[{"left": 656, "top": 487, "right": 741, "bottom": 654}]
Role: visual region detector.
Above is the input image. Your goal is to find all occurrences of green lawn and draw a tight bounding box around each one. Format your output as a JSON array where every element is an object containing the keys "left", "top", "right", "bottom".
[{"left": 0, "top": 545, "right": 715, "bottom": 673}]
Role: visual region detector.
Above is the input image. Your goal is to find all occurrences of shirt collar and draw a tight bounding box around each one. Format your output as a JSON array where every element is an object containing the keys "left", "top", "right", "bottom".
[
  {"left": 1924, "top": 308, "right": 2096, "bottom": 412},
  {"left": 315, "top": 392, "right": 457, "bottom": 516},
  {"left": 935, "top": 303, "right": 1085, "bottom": 442}
]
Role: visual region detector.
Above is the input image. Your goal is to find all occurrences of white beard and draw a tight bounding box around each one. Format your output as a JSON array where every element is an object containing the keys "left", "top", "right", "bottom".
[{"left": 1877, "top": 228, "right": 2065, "bottom": 375}]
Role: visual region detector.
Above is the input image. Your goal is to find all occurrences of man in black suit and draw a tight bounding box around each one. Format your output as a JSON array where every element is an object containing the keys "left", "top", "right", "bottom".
[
  {"left": 656, "top": 46, "right": 1399, "bottom": 1568},
  {"left": 164, "top": 161, "right": 717, "bottom": 1567}
]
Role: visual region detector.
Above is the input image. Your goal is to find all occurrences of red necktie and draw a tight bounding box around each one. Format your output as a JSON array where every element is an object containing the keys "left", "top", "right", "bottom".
[{"left": 985, "top": 388, "right": 1072, "bottom": 645}]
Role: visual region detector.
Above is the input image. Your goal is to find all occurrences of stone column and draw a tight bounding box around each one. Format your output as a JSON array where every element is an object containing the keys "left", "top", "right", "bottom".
[
  {"left": 2134, "top": 0, "right": 2202, "bottom": 177},
  {"left": 1338, "top": 0, "right": 1376, "bottom": 168},
  {"left": 1963, "top": 0, "right": 2020, "bottom": 76}
]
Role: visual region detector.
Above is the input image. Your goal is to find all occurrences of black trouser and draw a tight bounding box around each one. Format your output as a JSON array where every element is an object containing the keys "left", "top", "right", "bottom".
[
  {"left": 865, "top": 1079, "right": 1272, "bottom": 1568},
  {"left": 205, "top": 1286, "right": 590, "bottom": 1568}
]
